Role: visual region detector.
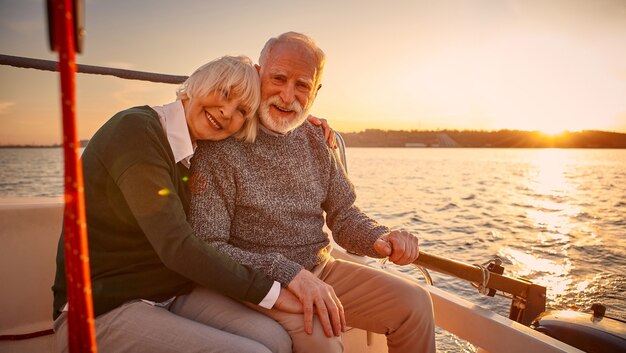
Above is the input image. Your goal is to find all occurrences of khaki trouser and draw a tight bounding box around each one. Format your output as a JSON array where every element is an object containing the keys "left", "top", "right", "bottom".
[
  {"left": 252, "top": 257, "right": 436, "bottom": 353},
  {"left": 54, "top": 286, "right": 291, "bottom": 353}
]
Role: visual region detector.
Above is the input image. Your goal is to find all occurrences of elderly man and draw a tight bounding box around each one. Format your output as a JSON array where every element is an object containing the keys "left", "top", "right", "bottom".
[{"left": 190, "top": 32, "right": 436, "bottom": 353}]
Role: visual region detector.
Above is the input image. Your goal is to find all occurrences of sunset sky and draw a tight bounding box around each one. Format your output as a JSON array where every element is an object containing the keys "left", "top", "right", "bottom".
[{"left": 1, "top": 0, "right": 626, "bottom": 144}]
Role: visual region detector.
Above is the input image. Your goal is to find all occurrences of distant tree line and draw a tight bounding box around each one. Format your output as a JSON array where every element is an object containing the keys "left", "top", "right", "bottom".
[
  {"left": 3, "top": 132, "right": 626, "bottom": 149},
  {"left": 0, "top": 140, "right": 91, "bottom": 148},
  {"left": 338, "top": 129, "right": 626, "bottom": 148}
]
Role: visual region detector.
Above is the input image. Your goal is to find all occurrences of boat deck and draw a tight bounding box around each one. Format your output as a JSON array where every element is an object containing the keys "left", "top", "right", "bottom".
[{"left": 0, "top": 199, "right": 582, "bottom": 352}]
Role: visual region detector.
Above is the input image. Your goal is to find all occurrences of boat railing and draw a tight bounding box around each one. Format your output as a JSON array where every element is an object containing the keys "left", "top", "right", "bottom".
[
  {"left": 413, "top": 252, "right": 546, "bottom": 325},
  {"left": 0, "top": 54, "right": 188, "bottom": 84}
]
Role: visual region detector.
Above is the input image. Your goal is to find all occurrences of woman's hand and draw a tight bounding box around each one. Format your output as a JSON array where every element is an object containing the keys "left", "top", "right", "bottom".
[
  {"left": 307, "top": 115, "right": 337, "bottom": 149},
  {"left": 274, "top": 287, "right": 304, "bottom": 314}
]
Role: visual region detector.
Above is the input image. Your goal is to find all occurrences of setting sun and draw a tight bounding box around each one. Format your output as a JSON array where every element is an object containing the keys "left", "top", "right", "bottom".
[{"left": 539, "top": 128, "right": 568, "bottom": 138}]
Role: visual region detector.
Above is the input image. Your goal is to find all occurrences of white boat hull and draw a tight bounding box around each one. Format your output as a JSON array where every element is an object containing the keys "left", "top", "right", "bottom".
[{"left": 0, "top": 199, "right": 581, "bottom": 353}]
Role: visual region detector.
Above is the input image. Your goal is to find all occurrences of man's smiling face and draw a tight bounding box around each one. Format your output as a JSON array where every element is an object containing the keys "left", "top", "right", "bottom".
[{"left": 257, "top": 42, "right": 319, "bottom": 133}]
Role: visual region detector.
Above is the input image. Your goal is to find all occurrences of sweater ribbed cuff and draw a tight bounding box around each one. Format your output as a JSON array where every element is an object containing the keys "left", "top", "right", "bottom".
[{"left": 275, "top": 258, "right": 304, "bottom": 287}]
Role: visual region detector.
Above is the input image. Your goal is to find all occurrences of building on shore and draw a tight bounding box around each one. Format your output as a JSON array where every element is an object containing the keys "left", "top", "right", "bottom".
[{"left": 437, "top": 133, "right": 460, "bottom": 147}]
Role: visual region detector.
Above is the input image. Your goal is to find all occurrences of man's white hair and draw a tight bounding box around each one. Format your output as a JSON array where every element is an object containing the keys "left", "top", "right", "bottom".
[{"left": 259, "top": 32, "right": 326, "bottom": 88}]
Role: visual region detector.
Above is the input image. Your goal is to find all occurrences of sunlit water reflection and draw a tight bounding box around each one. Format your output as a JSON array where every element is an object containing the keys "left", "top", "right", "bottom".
[
  {"left": 346, "top": 148, "right": 625, "bottom": 352},
  {"left": 1, "top": 147, "right": 625, "bottom": 352}
]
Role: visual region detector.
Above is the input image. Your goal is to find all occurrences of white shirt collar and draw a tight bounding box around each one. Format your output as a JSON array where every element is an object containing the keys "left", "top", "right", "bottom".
[{"left": 151, "top": 100, "right": 195, "bottom": 168}]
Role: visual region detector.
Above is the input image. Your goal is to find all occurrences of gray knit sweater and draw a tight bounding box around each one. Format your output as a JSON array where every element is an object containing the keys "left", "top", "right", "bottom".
[{"left": 189, "top": 122, "right": 390, "bottom": 286}]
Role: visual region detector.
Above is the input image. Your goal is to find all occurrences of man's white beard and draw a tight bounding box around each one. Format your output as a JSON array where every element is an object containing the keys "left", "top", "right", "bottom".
[{"left": 258, "top": 95, "right": 308, "bottom": 134}]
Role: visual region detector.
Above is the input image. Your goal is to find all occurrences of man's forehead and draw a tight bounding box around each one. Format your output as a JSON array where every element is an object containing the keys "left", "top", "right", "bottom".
[
  {"left": 265, "top": 42, "right": 318, "bottom": 79},
  {"left": 266, "top": 65, "right": 315, "bottom": 81}
]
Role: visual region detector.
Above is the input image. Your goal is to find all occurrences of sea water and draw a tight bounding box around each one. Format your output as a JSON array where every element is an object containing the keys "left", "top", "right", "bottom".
[
  {"left": 347, "top": 147, "right": 625, "bottom": 351},
  {"left": 1, "top": 147, "right": 625, "bottom": 352}
]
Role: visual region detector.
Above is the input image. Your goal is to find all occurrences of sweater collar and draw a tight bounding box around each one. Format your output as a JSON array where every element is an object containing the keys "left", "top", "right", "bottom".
[{"left": 258, "top": 122, "right": 305, "bottom": 144}]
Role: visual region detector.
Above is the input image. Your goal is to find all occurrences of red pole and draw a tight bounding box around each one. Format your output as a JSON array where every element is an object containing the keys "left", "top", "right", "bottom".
[{"left": 53, "top": 0, "right": 98, "bottom": 351}]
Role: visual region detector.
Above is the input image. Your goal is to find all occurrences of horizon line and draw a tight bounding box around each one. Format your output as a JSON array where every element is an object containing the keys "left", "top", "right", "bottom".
[{"left": 2, "top": 128, "right": 625, "bottom": 147}]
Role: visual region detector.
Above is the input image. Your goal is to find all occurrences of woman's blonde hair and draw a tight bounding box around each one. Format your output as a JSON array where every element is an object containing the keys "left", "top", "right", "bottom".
[{"left": 176, "top": 55, "right": 260, "bottom": 142}]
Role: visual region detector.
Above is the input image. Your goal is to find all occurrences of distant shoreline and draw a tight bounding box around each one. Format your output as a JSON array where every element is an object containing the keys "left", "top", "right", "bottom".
[
  {"left": 0, "top": 145, "right": 61, "bottom": 148},
  {"left": 0, "top": 140, "right": 89, "bottom": 149},
  {"left": 2, "top": 130, "right": 626, "bottom": 148},
  {"left": 3, "top": 145, "right": 626, "bottom": 149},
  {"left": 339, "top": 129, "right": 626, "bottom": 148}
]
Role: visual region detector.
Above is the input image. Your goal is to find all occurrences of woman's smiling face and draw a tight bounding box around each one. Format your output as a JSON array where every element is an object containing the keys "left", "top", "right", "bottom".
[{"left": 182, "top": 89, "right": 251, "bottom": 142}]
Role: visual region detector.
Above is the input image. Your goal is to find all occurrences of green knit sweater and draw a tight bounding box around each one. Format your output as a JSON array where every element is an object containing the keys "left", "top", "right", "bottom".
[{"left": 52, "top": 106, "right": 272, "bottom": 319}]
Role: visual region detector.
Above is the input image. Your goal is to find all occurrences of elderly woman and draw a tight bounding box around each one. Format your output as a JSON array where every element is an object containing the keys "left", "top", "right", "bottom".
[{"left": 52, "top": 55, "right": 333, "bottom": 353}]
